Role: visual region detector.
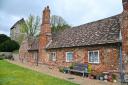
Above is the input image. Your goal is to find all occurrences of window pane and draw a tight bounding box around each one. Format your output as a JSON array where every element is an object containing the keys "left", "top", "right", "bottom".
[
  {"left": 49, "top": 53, "right": 52, "bottom": 61},
  {"left": 89, "top": 51, "right": 99, "bottom": 63},
  {"left": 89, "top": 52, "right": 94, "bottom": 62},
  {"left": 53, "top": 53, "right": 56, "bottom": 61},
  {"left": 49, "top": 52, "right": 56, "bottom": 61},
  {"left": 67, "top": 52, "right": 73, "bottom": 62},
  {"left": 94, "top": 52, "right": 98, "bottom": 62}
]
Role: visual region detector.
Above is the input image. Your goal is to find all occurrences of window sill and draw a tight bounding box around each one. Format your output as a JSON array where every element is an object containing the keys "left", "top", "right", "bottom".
[
  {"left": 88, "top": 62, "right": 100, "bottom": 64},
  {"left": 66, "top": 61, "right": 73, "bottom": 63}
]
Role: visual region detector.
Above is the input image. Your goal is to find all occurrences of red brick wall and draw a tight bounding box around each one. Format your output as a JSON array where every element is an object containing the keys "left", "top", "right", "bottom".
[
  {"left": 46, "top": 45, "right": 119, "bottom": 73},
  {"left": 120, "top": 1, "right": 128, "bottom": 64},
  {"left": 123, "top": 0, "right": 128, "bottom": 11}
]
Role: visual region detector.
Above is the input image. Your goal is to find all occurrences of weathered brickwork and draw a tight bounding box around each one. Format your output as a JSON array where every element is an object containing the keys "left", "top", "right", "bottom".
[
  {"left": 39, "top": 6, "right": 52, "bottom": 63},
  {"left": 45, "top": 45, "right": 119, "bottom": 73},
  {"left": 120, "top": 0, "right": 128, "bottom": 66},
  {"left": 19, "top": 0, "right": 128, "bottom": 73}
]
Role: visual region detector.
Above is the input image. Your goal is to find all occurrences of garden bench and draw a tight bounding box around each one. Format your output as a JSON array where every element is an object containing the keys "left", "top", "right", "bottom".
[{"left": 69, "top": 63, "right": 88, "bottom": 77}]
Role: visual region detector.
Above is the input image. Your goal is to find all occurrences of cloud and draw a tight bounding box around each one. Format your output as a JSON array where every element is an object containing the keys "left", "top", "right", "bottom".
[
  {"left": 1, "top": 0, "right": 43, "bottom": 16},
  {"left": 0, "top": 0, "right": 43, "bottom": 36},
  {"left": 0, "top": 0, "right": 123, "bottom": 36},
  {"left": 52, "top": 0, "right": 123, "bottom": 26},
  {"left": 0, "top": 11, "right": 21, "bottom": 36},
  {"left": 0, "top": 30, "right": 9, "bottom": 36}
]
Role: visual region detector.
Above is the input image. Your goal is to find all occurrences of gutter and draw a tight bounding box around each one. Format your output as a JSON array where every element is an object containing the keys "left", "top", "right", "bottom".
[{"left": 119, "top": 42, "right": 125, "bottom": 82}]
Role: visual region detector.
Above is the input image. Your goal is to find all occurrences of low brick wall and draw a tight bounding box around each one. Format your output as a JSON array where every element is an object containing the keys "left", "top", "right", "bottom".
[
  {"left": 0, "top": 52, "right": 12, "bottom": 59},
  {"left": 13, "top": 53, "right": 20, "bottom": 61}
]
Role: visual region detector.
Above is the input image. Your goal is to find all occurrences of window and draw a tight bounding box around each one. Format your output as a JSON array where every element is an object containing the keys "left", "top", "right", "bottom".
[
  {"left": 49, "top": 52, "right": 56, "bottom": 61},
  {"left": 88, "top": 50, "right": 100, "bottom": 64},
  {"left": 66, "top": 52, "right": 73, "bottom": 62}
]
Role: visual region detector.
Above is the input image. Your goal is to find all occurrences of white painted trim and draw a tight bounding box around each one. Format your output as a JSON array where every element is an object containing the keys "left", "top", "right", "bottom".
[
  {"left": 46, "top": 40, "right": 52, "bottom": 48},
  {"left": 66, "top": 52, "right": 73, "bottom": 62},
  {"left": 88, "top": 50, "right": 100, "bottom": 64}
]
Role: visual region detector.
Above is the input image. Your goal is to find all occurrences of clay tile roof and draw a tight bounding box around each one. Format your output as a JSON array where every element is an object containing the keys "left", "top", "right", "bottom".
[
  {"left": 47, "top": 14, "right": 121, "bottom": 49},
  {"left": 28, "top": 38, "right": 39, "bottom": 51}
]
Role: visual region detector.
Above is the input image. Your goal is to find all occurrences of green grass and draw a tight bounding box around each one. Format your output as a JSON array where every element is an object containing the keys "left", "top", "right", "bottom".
[{"left": 0, "top": 60, "right": 79, "bottom": 85}]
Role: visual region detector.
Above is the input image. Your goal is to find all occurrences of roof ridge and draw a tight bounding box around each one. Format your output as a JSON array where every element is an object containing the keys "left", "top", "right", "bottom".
[
  {"left": 72, "top": 14, "right": 121, "bottom": 29},
  {"left": 10, "top": 18, "right": 25, "bottom": 29}
]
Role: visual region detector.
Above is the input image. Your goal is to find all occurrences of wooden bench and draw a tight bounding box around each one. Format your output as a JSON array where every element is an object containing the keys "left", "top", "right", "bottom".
[{"left": 69, "top": 63, "right": 88, "bottom": 77}]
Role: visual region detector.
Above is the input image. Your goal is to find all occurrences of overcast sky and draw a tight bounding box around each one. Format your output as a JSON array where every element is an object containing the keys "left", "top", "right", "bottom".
[{"left": 0, "top": 0, "right": 123, "bottom": 36}]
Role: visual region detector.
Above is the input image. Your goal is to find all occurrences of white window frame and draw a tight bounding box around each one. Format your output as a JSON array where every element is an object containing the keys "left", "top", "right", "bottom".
[
  {"left": 66, "top": 52, "right": 73, "bottom": 62},
  {"left": 88, "top": 50, "right": 100, "bottom": 64},
  {"left": 49, "top": 52, "right": 56, "bottom": 61}
]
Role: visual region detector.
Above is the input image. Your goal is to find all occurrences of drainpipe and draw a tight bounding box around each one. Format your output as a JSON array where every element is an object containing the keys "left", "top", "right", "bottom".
[
  {"left": 119, "top": 43, "right": 124, "bottom": 82},
  {"left": 36, "top": 51, "right": 39, "bottom": 66}
]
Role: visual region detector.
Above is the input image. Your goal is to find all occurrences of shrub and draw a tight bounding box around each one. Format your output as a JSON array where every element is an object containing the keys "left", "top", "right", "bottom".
[
  {"left": 0, "top": 34, "right": 10, "bottom": 45},
  {"left": 88, "top": 64, "right": 92, "bottom": 73},
  {"left": 69, "top": 62, "right": 76, "bottom": 69},
  {"left": 112, "top": 74, "right": 117, "bottom": 80},
  {"left": 0, "top": 39, "right": 20, "bottom": 52},
  {"left": 58, "top": 67, "right": 64, "bottom": 72}
]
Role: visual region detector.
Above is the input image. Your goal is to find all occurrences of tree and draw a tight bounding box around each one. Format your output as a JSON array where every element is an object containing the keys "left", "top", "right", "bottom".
[
  {"left": 51, "top": 15, "right": 71, "bottom": 33},
  {"left": 0, "top": 40, "right": 19, "bottom": 52},
  {"left": 20, "top": 15, "right": 40, "bottom": 37},
  {"left": 0, "top": 34, "right": 10, "bottom": 45},
  {"left": 0, "top": 34, "right": 20, "bottom": 52}
]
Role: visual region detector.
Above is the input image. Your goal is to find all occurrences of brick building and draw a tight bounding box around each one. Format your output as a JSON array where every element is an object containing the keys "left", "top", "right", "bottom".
[{"left": 20, "top": 0, "right": 128, "bottom": 73}]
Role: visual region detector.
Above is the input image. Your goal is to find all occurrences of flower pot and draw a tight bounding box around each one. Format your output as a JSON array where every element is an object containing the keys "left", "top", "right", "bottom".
[
  {"left": 104, "top": 75, "right": 108, "bottom": 80},
  {"left": 113, "top": 80, "right": 117, "bottom": 83},
  {"left": 104, "top": 80, "right": 108, "bottom": 82},
  {"left": 96, "top": 75, "right": 100, "bottom": 80},
  {"left": 100, "top": 77, "right": 103, "bottom": 80}
]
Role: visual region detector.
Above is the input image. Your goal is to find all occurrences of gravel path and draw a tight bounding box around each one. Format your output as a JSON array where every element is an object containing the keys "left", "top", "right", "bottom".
[{"left": 7, "top": 60, "right": 120, "bottom": 85}]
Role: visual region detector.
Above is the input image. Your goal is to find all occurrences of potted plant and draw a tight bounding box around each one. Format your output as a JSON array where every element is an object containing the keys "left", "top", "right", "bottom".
[
  {"left": 112, "top": 74, "right": 117, "bottom": 83},
  {"left": 104, "top": 74, "right": 108, "bottom": 82},
  {"left": 99, "top": 73, "right": 104, "bottom": 80},
  {"left": 108, "top": 74, "right": 113, "bottom": 82},
  {"left": 90, "top": 75, "right": 94, "bottom": 79},
  {"left": 69, "top": 63, "right": 76, "bottom": 69},
  {"left": 58, "top": 67, "right": 64, "bottom": 73},
  {"left": 63, "top": 67, "right": 70, "bottom": 73},
  {"left": 88, "top": 64, "right": 92, "bottom": 73}
]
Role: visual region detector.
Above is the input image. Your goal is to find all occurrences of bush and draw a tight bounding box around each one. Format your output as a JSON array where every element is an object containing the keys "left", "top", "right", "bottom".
[
  {"left": 59, "top": 67, "right": 64, "bottom": 72},
  {"left": 0, "top": 39, "right": 20, "bottom": 52},
  {"left": 88, "top": 64, "right": 92, "bottom": 73},
  {"left": 0, "top": 34, "right": 10, "bottom": 45},
  {"left": 69, "top": 62, "right": 76, "bottom": 69},
  {"left": 112, "top": 74, "right": 117, "bottom": 80}
]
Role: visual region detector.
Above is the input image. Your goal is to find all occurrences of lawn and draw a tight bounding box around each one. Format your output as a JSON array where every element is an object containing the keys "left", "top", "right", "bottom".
[{"left": 0, "top": 60, "right": 79, "bottom": 85}]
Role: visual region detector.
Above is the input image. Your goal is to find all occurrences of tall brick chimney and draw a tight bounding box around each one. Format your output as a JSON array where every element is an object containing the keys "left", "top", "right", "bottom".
[
  {"left": 120, "top": 0, "right": 128, "bottom": 64},
  {"left": 39, "top": 6, "right": 51, "bottom": 63},
  {"left": 123, "top": 0, "right": 128, "bottom": 11}
]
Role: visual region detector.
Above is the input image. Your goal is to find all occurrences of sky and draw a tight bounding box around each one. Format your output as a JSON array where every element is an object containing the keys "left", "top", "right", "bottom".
[{"left": 0, "top": 0, "right": 123, "bottom": 36}]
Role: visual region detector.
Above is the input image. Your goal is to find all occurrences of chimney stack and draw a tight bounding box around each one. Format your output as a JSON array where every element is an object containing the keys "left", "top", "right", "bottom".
[
  {"left": 123, "top": 0, "right": 128, "bottom": 11},
  {"left": 42, "top": 6, "right": 50, "bottom": 24}
]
